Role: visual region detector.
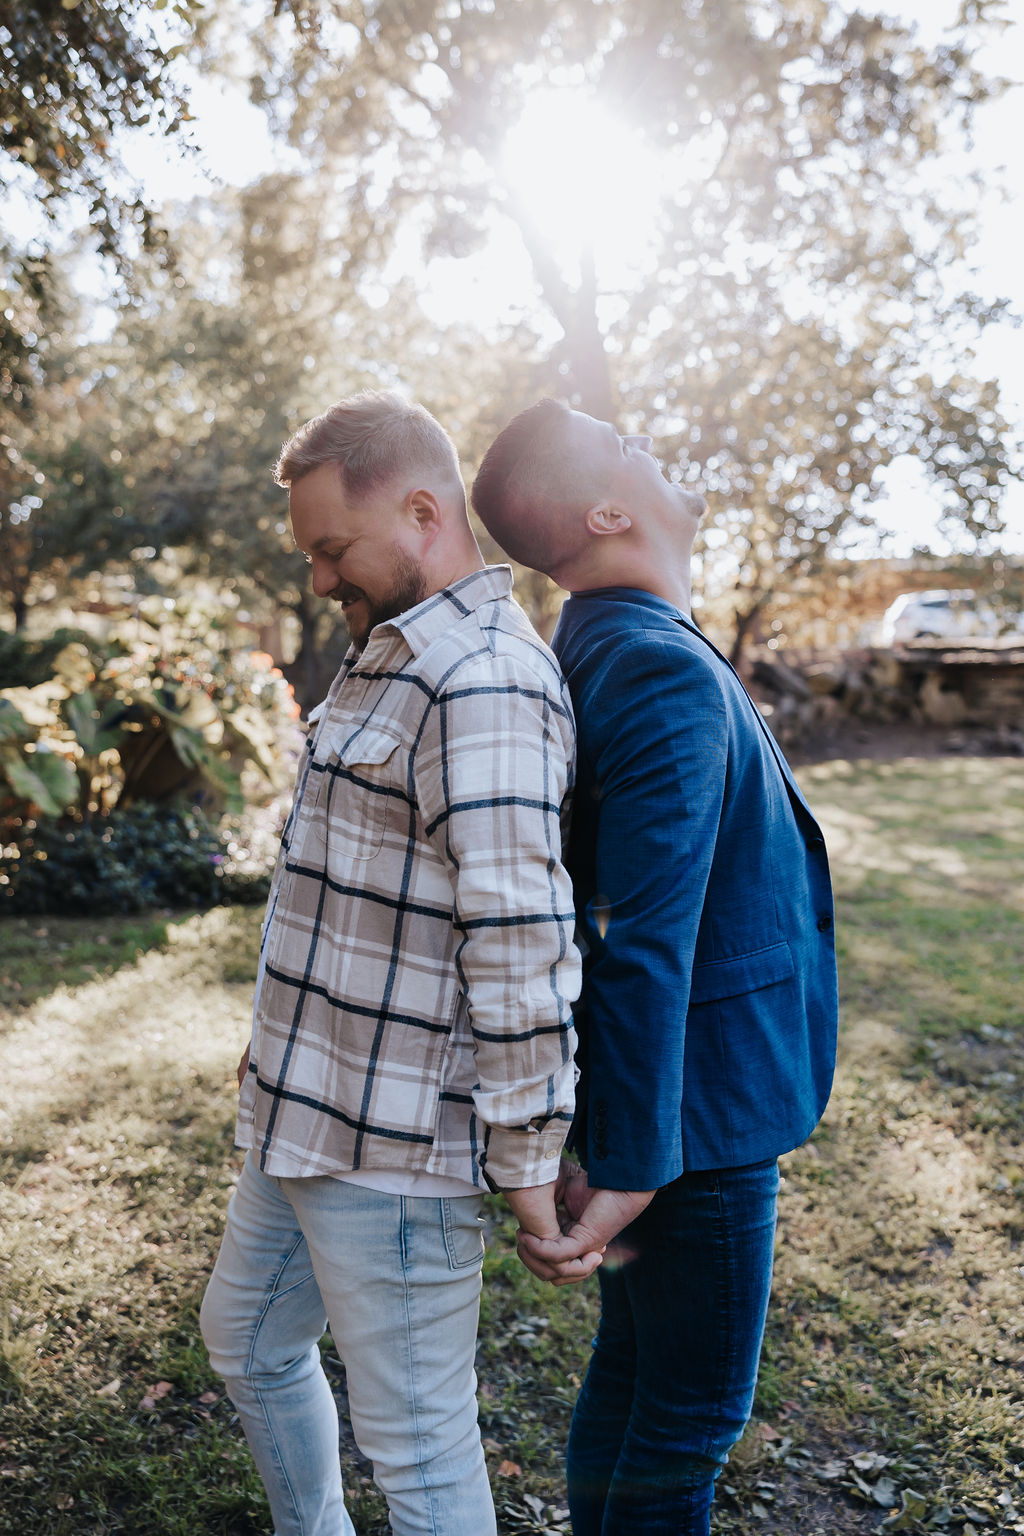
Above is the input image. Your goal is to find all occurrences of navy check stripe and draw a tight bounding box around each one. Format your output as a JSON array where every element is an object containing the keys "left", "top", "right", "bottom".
[
  {"left": 471, "top": 1022, "right": 573, "bottom": 1044},
  {"left": 424, "top": 794, "right": 561, "bottom": 837},
  {"left": 457, "top": 910, "right": 576, "bottom": 930},
  {"left": 263, "top": 964, "right": 452, "bottom": 1033},
  {"left": 440, "top": 681, "right": 574, "bottom": 718},
  {"left": 254, "top": 1077, "right": 434, "bottom": 1143},
  {"left": 281, "top": 859, "right": 452, "bottom": 918}
]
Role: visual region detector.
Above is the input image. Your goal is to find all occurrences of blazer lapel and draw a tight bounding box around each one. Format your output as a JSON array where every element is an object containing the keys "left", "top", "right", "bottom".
[{"left": 673, "top": 614, "right": 815, "bottom": 817}]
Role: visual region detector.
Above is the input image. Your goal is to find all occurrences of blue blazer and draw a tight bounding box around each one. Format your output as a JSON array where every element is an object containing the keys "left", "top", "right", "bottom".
[{"left": 552, "top": 587, "right": 838, "bottom": 1188}]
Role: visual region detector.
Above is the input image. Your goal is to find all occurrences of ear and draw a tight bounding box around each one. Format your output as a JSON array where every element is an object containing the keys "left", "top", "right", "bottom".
[
  {"left": 403, "top": 487, "right": 444, "bottom": 542},
  {"left": 585, "top": 502, "right": 632, "bottom": 537}
]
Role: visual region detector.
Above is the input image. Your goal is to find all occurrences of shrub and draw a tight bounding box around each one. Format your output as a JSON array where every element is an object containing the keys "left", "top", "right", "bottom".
[{"left": 0, "top": 804, "right": 275, "bottom": 916}]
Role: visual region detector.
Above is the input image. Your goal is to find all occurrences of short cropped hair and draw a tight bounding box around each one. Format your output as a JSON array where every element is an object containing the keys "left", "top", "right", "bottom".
[
  {"left": 471, "top": 398, "right": 603, "bottom": 577},
  {"left": 275, "top": 390, "right": 462, "bottom": 500}
]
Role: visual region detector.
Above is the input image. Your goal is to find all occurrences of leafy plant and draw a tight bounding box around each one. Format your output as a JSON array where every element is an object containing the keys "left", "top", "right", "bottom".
[
  {"left": 0, "top": 802, "right": 273, "bottom": 916},
  {"left": 0, "top": 613, "right": 303, "bottom": 825}
]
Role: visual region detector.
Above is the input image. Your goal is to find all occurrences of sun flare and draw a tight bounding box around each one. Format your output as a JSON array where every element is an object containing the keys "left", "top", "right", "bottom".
[{"left": 500, "top": 89, "right": 666, "bottom": 282}]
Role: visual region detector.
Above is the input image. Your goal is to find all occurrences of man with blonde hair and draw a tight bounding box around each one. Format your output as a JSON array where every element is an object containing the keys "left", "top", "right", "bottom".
[
  {"left": 201, "top": 390, "right": 590, "bottom": 1536},
  {"left": 471, "top": 398, "right": 838, "bottom": 1536}
]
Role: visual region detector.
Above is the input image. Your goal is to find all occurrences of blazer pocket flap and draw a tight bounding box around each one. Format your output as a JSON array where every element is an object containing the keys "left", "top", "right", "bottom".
[
  {"left": 689, "top": 941, "right": 795, "bottom": 1005},
  {"left": 314, "top": 723, "right": 402, "bottom": 769}
]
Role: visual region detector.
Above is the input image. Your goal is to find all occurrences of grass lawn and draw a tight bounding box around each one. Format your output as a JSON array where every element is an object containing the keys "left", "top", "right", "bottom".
[{"left": 1, "top": 755, "right": 1022, "bottom": 1535}]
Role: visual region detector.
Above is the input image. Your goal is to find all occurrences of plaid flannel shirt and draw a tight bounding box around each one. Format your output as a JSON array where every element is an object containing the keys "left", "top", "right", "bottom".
[{"left": 236, "top": 565, "right": 581, "bottom": 1190}]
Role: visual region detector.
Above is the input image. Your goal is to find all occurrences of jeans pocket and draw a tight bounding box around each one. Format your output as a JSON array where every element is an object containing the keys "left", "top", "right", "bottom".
[{"left": 441, "top": 1196, "right": 486, "bottom": 1271}]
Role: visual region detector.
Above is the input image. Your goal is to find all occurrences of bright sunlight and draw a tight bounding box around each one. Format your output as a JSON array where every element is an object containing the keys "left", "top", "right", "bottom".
[{"left": 500, "top": 88, "right": 668, "bottom": 284}]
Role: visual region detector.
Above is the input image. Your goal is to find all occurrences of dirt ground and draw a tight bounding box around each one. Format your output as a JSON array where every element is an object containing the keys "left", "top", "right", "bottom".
[{"left": 786, "top": 716, "right": 1024, "bottom": 766}]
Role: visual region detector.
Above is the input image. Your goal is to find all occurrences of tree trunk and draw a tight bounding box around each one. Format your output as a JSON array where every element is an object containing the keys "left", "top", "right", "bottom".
[
  {"left": 509, "top": 198, "right": 619, "bottom": 425},
  {"left": 729, "top": 595, "right": 772, "bottom": 667},
  {"left": 562, "top": 243, "right": 619, "bottom": 424}
]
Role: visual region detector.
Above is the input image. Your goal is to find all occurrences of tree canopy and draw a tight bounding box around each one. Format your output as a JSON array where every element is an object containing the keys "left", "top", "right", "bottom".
[
  {"left": 0, "top": 0, "right": 1020, "bottom": 659},
  {"left": 226, "top": 0, "right": 1019, "bottom": 647}
]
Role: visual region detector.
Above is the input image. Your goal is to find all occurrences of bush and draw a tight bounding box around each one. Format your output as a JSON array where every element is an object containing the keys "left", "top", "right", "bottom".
[
  {"left": 0, "top": 627, "right": 95, "bottom": 690},
  {"left": 0, "top": 804, "right": 275, "bottom": 916}
]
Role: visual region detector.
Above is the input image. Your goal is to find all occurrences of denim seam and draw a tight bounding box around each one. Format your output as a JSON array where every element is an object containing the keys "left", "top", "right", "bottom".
[
  {"left": 440, "top": 1195, "right": 486, "bottom": 1270},
  {"left": 706, "top": 1178, "right": 734, "bottom": 1466},
  {"left": 398, "top": 1197, "right": 441, "bottom": 1536},
  {"left": 245, "top": 1230, "right": 314, "bottom": 1530}
]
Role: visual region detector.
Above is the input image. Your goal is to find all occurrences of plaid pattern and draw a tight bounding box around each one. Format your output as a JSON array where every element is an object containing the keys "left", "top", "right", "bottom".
[{"left": 236, "top": 566, "right": 581, "bottom": 1190}]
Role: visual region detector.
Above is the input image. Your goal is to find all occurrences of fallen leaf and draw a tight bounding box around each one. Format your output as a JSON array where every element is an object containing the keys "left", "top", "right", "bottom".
[
  {"left": 496, "top": 1460, "right": 521, "bottom": 1478},
  {"left": 872, "top": 1477, "right": 898, "bottom": 1508},
  {"left": 95, "top": 1378, "right": 121, "bottom": 1397},
  {"left": 198, "top": 1390, "right": 220, "bottom": 1405},
  {"left": 880, "top": 1488, "right": 929, "bottom": 1530},
  {"left": 853, "top": 1452, "right": 891, "bottom": 1473}
]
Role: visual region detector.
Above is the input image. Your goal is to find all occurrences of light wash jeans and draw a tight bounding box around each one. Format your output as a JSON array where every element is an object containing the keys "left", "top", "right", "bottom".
[{"left": 200, "top": 1152, "right": 496, "bottom": 1536}]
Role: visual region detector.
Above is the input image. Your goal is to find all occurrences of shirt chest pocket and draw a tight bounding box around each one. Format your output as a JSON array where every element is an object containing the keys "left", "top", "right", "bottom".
[{"left": 314, "top": 723, "right": 404, "bottom": 863}]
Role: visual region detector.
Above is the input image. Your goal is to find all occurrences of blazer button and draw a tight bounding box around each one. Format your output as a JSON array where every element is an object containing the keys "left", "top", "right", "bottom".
[
  {"left": 808, "top": 835, "right": 825, "bottom": 851},
  {"left": 817, "top": 913, "right": 833, "bottom": 932}
]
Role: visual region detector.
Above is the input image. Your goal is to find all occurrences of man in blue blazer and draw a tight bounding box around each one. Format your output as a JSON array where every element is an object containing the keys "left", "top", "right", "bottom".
[{"left": 471, "top": 399, "right": 838, "bottom": 1536}]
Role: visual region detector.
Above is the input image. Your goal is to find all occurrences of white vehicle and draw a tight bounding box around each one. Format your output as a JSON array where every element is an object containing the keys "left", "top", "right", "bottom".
[{"left": 879, "top": 589, "right": 1001, "bottom": 645}]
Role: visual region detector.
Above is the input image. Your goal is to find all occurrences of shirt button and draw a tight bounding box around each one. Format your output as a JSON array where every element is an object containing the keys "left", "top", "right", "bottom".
[{"left": 817, "top": 913, "right": 833, "bottom": 932}]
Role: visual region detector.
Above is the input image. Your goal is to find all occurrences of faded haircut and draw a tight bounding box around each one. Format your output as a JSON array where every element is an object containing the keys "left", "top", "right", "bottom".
[
  {"left": 274, "top": 390, "right": 463, "bottom": 501},
  {"left": 471, "top": 398, "right": 602, "bottom": 577}
]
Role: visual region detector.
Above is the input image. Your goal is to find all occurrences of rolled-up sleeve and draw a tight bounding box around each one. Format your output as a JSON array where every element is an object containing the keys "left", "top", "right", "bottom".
[{"left": 413, "top": 656, "right": 581, "bottom": 1189}]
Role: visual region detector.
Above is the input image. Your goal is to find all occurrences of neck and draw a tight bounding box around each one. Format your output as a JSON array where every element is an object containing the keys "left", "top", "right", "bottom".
[
  {"left": 427, "top": 532, "right": 485, "bottom": 595},
  {"left": 565, "top": 551, "right": 693, "bottom": 617}
]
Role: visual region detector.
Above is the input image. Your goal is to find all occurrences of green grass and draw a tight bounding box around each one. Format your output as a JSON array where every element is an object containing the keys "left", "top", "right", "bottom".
[{"left": 1, "top": 756, "right": 1023, "bottom": 1534}]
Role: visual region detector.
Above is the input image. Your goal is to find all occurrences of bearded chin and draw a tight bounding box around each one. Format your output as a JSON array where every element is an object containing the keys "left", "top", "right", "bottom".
[{"left": 348, "top": 550, "right": 428, "bottom": 650}]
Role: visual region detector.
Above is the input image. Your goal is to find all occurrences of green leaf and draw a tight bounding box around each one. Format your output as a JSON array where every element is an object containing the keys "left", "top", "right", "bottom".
[
  {"left": 65, "top": 689, "right": 128, "bottom": 757},
  {"left": 0, "top": 697, "right": 32, "bottom": 744},
  {"left": 168, "top": 725, "right": 243, "bottom": 814},
  {"left": 2, "top": 748, "right": 79, "bottom": 816}
]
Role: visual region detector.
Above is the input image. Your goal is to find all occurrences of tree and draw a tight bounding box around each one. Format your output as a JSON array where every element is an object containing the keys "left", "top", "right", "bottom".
[
  {"left": 0, "top": 0, "right": 197, "bottom": 252},
  {"left": 1, "top": 0, "right": 197, "bottom": 618},
  {"left": 216, "top": 0, "right": 1020, "bottom": 653},
  {"left": 57, "top": 172, "right": 544, "bottom": 704}
]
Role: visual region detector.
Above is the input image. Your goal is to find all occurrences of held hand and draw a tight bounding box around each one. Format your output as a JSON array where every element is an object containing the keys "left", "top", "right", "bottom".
[
  {"left": 517, "top": 1187, "right": 656, "bottom": 1286},
  {"left": 236, "top": 1043, "right": 251, "bottom": 1090},
  {"left": 554, "top": 1156, "right": 592, "bottom": 1227},
  {"left": 502, "top": 1183, "right": 562, "bottom": 1242},
  {"left": 505, "top": 1182, "right": 605, "bottom": 1286}
]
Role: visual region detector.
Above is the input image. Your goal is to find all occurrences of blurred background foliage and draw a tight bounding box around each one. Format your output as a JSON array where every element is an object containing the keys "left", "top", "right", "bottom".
[{"left": 1, "top": 0, "right": 1021, "bottom": 908}]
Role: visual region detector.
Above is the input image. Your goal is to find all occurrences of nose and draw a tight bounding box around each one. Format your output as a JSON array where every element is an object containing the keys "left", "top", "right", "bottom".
[{"left": 310, "top": 561, "right": 336, "bottom": 599}]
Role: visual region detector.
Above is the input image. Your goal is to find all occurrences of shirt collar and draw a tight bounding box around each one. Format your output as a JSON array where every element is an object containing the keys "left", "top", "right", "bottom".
[
  {"left": 567, "top": 585, "right": 693, "bottom": 626},
  {"left": 359, "top": 565, "right": 514, "bottom": 663}
]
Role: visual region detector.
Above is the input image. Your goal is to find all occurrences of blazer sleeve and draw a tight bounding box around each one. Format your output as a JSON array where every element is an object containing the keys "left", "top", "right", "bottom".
[{"left": 577, "top": 632, "right": 727, "bottom": 1190}]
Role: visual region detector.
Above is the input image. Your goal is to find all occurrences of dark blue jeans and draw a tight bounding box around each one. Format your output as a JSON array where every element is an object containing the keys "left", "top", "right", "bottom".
[{"left": 566, "top": 1158, "right": 779, "bottom": 1536}]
